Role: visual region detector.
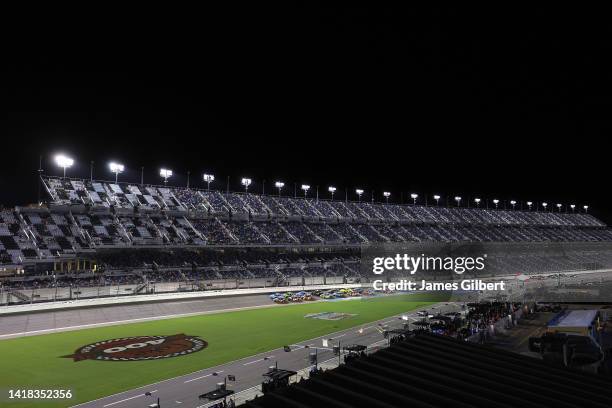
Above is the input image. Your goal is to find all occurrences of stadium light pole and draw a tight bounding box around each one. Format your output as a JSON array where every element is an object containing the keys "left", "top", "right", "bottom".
[
  {"left": 542, "top": 202, "right": 548, "bottom": 212},
  {"left": 55, "top": 154, "right": 74, "bottom": 178},
  {"left": 454, "top": 196, "right": 461, "bottom": 207},
  {"left": 275, "top": 181, "right": 284, "bottom": 197},
  {"left": 410, "top": 193, "right": 418, "bottom": 205},
  {"left": 474, "top": 198, "right": 481, "bottom": 208},
  {"left": 527, "top": 201, "right": 533, "bottom": 211},
  {"left": 433, "top": 194, "right": 440, "bottom": 206},
  {"left": 241, "top": 178, "right": 252, "bottom": 194},
  {"left": 383, "top": 191, "right": 391, "bottom": 204},
  {"left": 328, "top": 186, "right": 336, "bottom": 201},
  {"left": 203, "top": 174, "right": 215, "bottom": 191},
  {"left": 556, "top": 203, "right": 562, "bottom": 212},
  {"left": 510, "top": 200, "right": 516, "bottom": 210},
  {"left": 356, "top": 189, "right": 364, "bottom": 202},
  {"left": 493, "top": 199, "right": 499, "bottom": 209},
  {"left": 570, "top": 204, "right": 576, "bottom": 212},
  {"left": 584, "top": 205, "right": 589, "bottom": 213},
  {"left": 301, "top": 184, "right": 310, "bottom": 198},
  {"left": 109, "top": 162, "right": 124, "bottom": 183},
  {"left": 160, "top": 168, "right": 172, "bottom": 185}
]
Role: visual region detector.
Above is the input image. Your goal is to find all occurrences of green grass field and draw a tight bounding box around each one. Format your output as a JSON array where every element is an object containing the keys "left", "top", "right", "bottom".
[{"left": 0, "top": 295, "right": 433, "bottom": 407}]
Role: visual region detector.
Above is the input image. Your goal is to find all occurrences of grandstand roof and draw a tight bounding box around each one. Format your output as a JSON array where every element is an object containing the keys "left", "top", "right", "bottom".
[{"left": 244, "top": 333, "right": 612, "bottom": 408}]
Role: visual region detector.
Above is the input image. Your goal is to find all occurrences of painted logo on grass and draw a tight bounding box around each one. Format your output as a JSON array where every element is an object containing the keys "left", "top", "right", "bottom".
[{"left": 62, "top": 334, "right": 207, "bottom": 362}]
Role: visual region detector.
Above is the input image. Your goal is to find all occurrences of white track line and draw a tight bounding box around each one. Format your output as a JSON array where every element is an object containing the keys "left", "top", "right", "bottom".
[
  {"left": 102, "top": 390, "right": 157, "bottom": 407},
  {"left": 243, "top": 356, "right": 274, "bottom": 366},
  {"left": 184, "top": 370, "right": 223, "bottom": 383}
]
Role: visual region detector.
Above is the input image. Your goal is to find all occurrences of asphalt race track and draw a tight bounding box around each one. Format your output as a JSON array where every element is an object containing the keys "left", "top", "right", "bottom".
[{"left": 0, "top": 294, "right": 273, "bottom": 339}]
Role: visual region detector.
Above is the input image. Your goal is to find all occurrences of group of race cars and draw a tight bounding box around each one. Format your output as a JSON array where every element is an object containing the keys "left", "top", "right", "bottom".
[{"left": 268, "top": 287, "right": 376, "bottom": 303}]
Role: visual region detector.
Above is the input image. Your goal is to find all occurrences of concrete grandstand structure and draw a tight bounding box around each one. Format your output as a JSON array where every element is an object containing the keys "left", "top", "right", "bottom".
[{"left": 1, "top": 175, "right": 612, "bottom": 304}]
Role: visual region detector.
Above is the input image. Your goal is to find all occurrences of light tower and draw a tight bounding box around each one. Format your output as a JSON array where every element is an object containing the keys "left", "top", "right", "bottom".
[
  {"left": 510, "top": 200, "right": 516, "bottom": 210},
  {"left": 527, "top": 201, "right": 533, "bottom": 210},
  {"left": 570, "top": 204, "right": 576, "bottom": 212},
  {"left": 55, "top": 154, "right": 74, "bottom": 178},
  {"left": 160, "top": 168, "right": 173, "bottom": 185},
  {"left": 383, "top": 191, "right": 391, "bottom": 204},
  {"left": 433, "top": 195, "right": 441, "bottom": 206},
  {"left": 556, "top": 203, "right": 562, "bottom": 212},
  {"left": 454, "top": 196, "right": 462, "bottom": 207},
  {"left": 328, "top": 186, "right": 336, "bottom": 200},
  {"left": 493, "top": 199, "right": 499, "bottom": 209},
  {"left": 275, "top": 181, "right": 284, "bottom": 197},
  {"left": 542, "top": 202, "right": 548, "bottom": 211},
  {"left": 241, "top": 178, "right": 252, "bottom": 193},
  {"left": 356, "top": 189, "right": 364, "bottom": 202},
  {"left": 109, "top": 162, "right": 124, "bottom": 183},
  {"left": 583, "top": 205, "right": 589, "bottom": 213},
  {"left": 301, "top": 184, "right": 310, "bottom": 198},
  {"left": 474, "top": 198, "right": 481, "bottom": 207},
  {"left": 410, "top": 193, "right": 418, "bottom": 205},
  {"left": 203, "top": 174, "right": 215, "bottom": 191}
]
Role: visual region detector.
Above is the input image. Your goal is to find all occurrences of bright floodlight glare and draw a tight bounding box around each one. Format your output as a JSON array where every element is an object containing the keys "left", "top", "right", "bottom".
[
  {"left": 584, "top": 205, "right": 589, "bottom": 210},
  {"left": 556, "top": 203, "right": 562, "bottom": 208},
  {"left": 328, "top": 186, "right": 336, "bottom": 193},
  {"left": 454, "top": 196, "right": 461, "bottom": 201},
  {"left": 527, "top": 201, "right": 533, "bottom": 206},
  {"left": 109, "top": 162, "right": 124, "bottom": 173},
  {"left": 203, "top": 174, "right": 215, "bottom": 183},
  {"left": 241, "top": 178, "right": 252, "bottom": 186},
  {"left": 570, "top": 204, "right": 576, "bottom": 209},
  {"left": 410, "top": 193, "right": 418, "bottom": 199},
  {"left": 542, "top": 202, "right": 547, "bottom": 207},
  {"left": 55, "top": 154, "right": 74, "bottom": 168},
  {"left": 433, "top": 195, "right": 440, "bottom": 200},
  {"left": 301, "top": 184, "right": 310, "bottom": 191},
  {"left": 383, "top": 192, "right": 391, "bottom": 197},
  {"left": 160, "top": 169, "right": 173, "bottom": 178},
  {"left": 510, "top": 200, "right": 516, "bottom": 205},
  {"left": 355, "top": 189, "right": 364, "bottom": 195},
  {"left": 275, "top": 181, "right": 284, "bottom": 188},
  {"left": 493, "top": 199, "right": 499, "bottom": 204},
  {"left": 474, "top": 198, "right": 481, "bottom": 203},
  {"left": 55, "top": 154, "right": 74, "bottom": 177}
]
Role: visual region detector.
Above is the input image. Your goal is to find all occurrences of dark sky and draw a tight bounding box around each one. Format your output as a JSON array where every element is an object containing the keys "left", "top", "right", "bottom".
[{"left": 1, "top": 7, "right": 611, "bottom": 221}]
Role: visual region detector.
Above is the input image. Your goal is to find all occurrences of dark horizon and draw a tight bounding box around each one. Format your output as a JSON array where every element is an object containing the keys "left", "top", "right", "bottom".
[{"left": 2, "top": 7, "right": 611, "bottom": 222}]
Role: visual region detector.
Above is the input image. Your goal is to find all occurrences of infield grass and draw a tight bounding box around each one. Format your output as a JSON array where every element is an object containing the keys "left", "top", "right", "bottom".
[{"left": 0, "top": 294, "right": 434, "bottom": 407}]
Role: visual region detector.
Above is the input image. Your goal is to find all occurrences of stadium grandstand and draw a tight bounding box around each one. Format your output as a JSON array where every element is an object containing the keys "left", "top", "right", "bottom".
[
  {"left": 244, "top": 333, "right": 612, "bottom": 408},
  {"left": 1, "top": 174, "right": 612, "bottom": 304}
]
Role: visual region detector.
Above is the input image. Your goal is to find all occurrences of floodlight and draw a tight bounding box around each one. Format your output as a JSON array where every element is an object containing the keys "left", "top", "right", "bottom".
[
  {"left": 160, "top": 168, "right": 173, "bottom": 184},
  {"left": 203, "top": 173, "right": 215, "bottom": 191},
  {"left": 55, "top": 154, "right": 74, "bottom": 177},
  {"left": 275, "top": 181, "right": 284, "bottom": 188},
  {"left": 241, "top": 177, "right": 252, "bottom": 193},
  {"left": 355, "top": 189, "right": 364, "bottom": 202},
  {"left": 109, "top": 162, "right": 124, "bottom": 183},
  {"left": 493, "top": 199, "right": 499, "bottom": 209},
  {"left": 301, "top": 184, "right": 310, "bottom": 197},
  {"left": 328, "top": 186, "right": 337, "bottom": 200},
  {"left": 583, "top": 205, "right": 589, "bottom": 212},
  {"left": 410, "top": 193, "right": 418, "bottom": 204},
  {"left": 383, "top": 191, "right": 391, "bottom": 203}
]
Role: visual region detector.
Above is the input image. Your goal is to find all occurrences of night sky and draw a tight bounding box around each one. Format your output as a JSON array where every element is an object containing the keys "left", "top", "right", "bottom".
[{"left": 1, "top": 8, "right": 611, "bottom": 221}]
